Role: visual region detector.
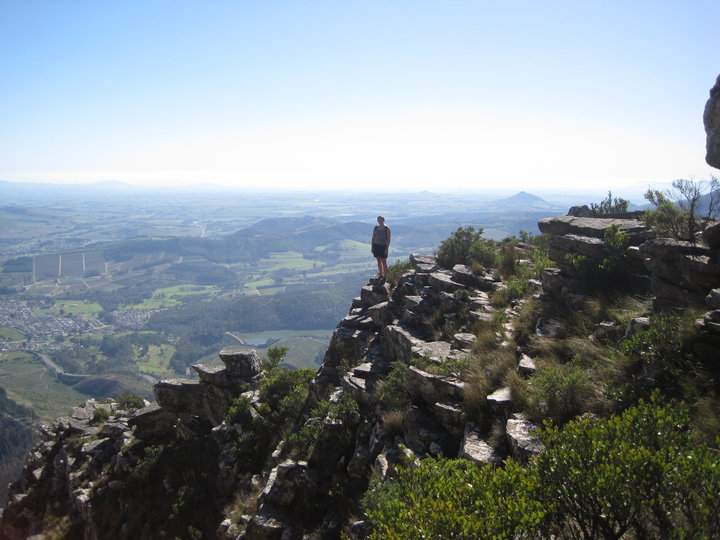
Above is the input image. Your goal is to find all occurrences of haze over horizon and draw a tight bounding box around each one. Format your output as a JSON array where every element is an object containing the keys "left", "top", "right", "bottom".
[{"left": 1, "top": 1, "right": 718, "bottom": 195}]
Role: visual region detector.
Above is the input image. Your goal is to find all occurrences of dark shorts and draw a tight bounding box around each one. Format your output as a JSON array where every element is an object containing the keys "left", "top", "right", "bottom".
[{"left": 372, "top": 243, "right": 388, "bottom": 258}]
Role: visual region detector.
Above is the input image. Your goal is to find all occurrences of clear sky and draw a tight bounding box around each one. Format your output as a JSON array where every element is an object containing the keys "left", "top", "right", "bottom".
[{"left": 1, "top": 1, "right": 718, "bottom": 195}]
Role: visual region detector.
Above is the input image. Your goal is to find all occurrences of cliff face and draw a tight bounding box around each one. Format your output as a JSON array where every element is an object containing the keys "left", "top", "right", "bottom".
[
  {"left": 705, "top": 73, "right": 720, "bottom": 169},
  {"left": 3, "top": 211, "right": 720, "bottom": 539}
]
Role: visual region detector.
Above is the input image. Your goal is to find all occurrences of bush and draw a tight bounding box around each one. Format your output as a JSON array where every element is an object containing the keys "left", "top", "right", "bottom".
[
  {"left": 436, "top": 226, "right": 485, "bottom": 268},
  {"left": 387, "top": 260, "right": 412, "bottom": 287},
  {"left": 527, "top": 361, "right": 595, "bottom": 425},
  {"left": 374, "top": 361, "right": 411, "bottom": 410},
  {"left": 643, "top": 177, "right": 720, "bottom": 240},
  {"left": 362, "top": 398, "right": 720, "bottom": 539},
  {"left": 115, "top": 392, "right": 146, "bottom": 410},
  {"left": 590, "top": 191, "right": 629, "bottom": 216},
  {"left": 619, "top": 314, "right": 689, "bottom": 400},
  {"left": 535, "top": 395, "right": 720, "bottom": 539},
  {"left": 363, "top": 457, "right": 544, "bottom": 539}
]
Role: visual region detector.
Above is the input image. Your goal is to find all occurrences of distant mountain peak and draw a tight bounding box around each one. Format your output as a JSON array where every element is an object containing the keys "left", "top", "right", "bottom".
[{"left": 495, "top": 191, "right": 549, "bottom": 206}]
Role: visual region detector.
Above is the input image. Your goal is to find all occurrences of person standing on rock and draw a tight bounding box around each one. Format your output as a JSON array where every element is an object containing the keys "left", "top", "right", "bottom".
[{"left": 371, "top": 215, "right": 391, "bottom": 280}]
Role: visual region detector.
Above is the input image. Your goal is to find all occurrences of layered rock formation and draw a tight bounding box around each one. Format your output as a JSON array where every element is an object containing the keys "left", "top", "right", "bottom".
[{"left": 705, "top": 73, "right": 720, "bottom": 169}]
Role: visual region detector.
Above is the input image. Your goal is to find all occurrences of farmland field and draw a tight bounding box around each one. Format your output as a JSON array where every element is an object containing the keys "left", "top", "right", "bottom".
[
  {"left": 0, "top": 352, "right": 86, "bottom": 423},
  {"left": 0, "top": 327, "right": 25, "bottom": 342}
]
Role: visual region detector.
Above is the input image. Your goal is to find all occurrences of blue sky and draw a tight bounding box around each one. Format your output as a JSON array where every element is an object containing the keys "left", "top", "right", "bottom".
[{"left": 1, "top": 1, "right": 718, "bottom": 195}]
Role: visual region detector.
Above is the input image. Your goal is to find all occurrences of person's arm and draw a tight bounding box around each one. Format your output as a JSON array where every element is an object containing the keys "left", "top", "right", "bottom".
[{"left": 386, "top": 228, "right": 391, "bottom": 255}]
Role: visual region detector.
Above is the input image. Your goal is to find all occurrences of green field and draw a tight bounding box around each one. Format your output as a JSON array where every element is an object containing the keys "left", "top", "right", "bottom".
[
  {"left": 136, "top": 344, "right": 176, "bottom": 377},
  {"left": 36, "top": 299, "right": 103, "bottom": 315},
  {"left": 259, "top": 251, "right": 316, "bottom": 272},
  {"left": 0, "top": 352, "right": 86, "bottom": 423},
  {"left": 0, "top": 327, "right": 25, "bottom": 342}
]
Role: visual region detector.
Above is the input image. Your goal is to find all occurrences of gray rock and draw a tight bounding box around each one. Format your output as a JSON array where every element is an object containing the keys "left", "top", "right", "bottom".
[
  {"left": 536, "top": 318, "right": 561, "bottom": 338},
  {"left": 593, "top": 321, "right": 623, "bottom": 342},
  {"left": 707, "top": 289, "right": 720, "bottom": 309},
  {"left": 410, "top": 253, "right": 437, "bottom": 268},
  {"left": 458, "top": 424, "right": 501, "bottom": 465},
  {"left": 567, "top": 205, "right": 592, "bottom": 217},
  {"left": 453, "top": 332, "right": 476, "bottom": 349},
  {"left": 518, "top": 354, "right": 537, "bottom": 375},
  {"left": 367, "top": 301, "right": 393, "bottom": 327},
  {"left": 487, "top": 387, "right": 513, "bottom": 411},
  {"left": 406, "top": 366, "right": 466, "bottom": 406},
  {"left": 702, "top": 221, "right": 720, "bottom": 249},
  {"left": 192, "top": 364, "right": 231, "bottom": 386},
  {"left": 704, "top": 73, "right": 720, "bottom": 168},
  {"left": 218, "top": 349, "right": 261, "bottom": 379},
  {"left": 506, "top": 414, "right": 544, "bottom": 462},
  {"left": 538, "top": 215, "right": 651, "bottom": 242},
  {"left": 433, "top": 401, "right": 466, "bottom": 432},
  {"left": 428, "top": 271, "right": 464, "bottom": 294},
  {"left": 360, "top": 284, "right": 389, "bottom": 307},
  {"left": 129, "top": 402, "right": 178, "bottom": 440},
  {"left": 624, "top": 317, "right": 650, "bottom": 340}
]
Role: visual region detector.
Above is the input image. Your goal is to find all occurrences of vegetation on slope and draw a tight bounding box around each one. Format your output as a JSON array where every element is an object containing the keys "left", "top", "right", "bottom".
[{"left": 359, "top": 213, "right": 720, "bottom": 539}]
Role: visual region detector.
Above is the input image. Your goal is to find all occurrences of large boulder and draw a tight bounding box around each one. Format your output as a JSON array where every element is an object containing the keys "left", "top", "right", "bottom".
[
  {"left": 704, "top": 73, "right": 720, "bottom": 169},
  {"left": 538, "top": 215, "right": 652, "bottom": 243},
  {"left": 219, "top": 349, "right": 261, "bottom": 379}
]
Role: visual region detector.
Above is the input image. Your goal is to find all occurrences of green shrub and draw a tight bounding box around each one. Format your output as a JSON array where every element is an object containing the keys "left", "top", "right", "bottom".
[
  {"left": 468, "top": 238, "right": 498, "bottom": 270},
  {"left": 262, "top": 345, "right": 288, "bottom": 371},
  {"left": 564, "top": 225, "right": 630, "bottom": 288},
  {"left": 535, "top": 395, "right": 720, "bottom": 539},
  {"left": 436, "top": 226, "right": 485, "bottom": 268},
  {"left": 643, "top": 177, "right": 719, "bottom": 240},
  {"left": 363, "top": 457, "right": 544, "bottom": 539},
  {"left": 114, "top": 392, "right": 146, "bottom": 410},
  {"left": 527, "top": 361, "right": 594, "bottom": 424},
  {"left": 224, "top": 396, "right": 254, "bottom": 425},
  {"left": 374, "top": 361, "right": 411, "bottom": 410},
  {"left": 619, "top": 314, "right": 688, "bottom": 400},
  {"left": 590, "top": 191, "right": 629, "bottom": 216},
  {"left": 362, "top": 398, "right": 720, "bottom": 539},
  {"left": 387, "top": 260, "right": 412, "bottom": 287},
  {"left": 91, "top": 407, "right": 111, "bottom": 424}
]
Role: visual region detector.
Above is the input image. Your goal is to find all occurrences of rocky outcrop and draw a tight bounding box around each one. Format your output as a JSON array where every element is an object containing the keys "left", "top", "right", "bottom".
[
  {"left": 539, "top": 214, "right": 720, "bottom": 311},
  {"left": 8, "top": 214, "right": 720, "bottom": 539},
  {"left": 705, "top": 73, "right": 720, "bottom": 169}
]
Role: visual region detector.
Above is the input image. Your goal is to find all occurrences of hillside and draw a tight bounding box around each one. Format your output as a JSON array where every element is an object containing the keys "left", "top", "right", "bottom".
[{"left": 2, "top": 212, "right": 720, "bottom": 539}]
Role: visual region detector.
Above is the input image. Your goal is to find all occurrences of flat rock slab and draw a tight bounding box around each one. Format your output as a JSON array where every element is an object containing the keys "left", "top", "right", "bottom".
[
  {"left": 506, "top": 414, "right": 544, "bottom": 462},
  {"left": 459, "top": 424, "right": 502, "bottom": 465},
  {"left": 538, "top": 215, "right": 651, "bottom": 242}
]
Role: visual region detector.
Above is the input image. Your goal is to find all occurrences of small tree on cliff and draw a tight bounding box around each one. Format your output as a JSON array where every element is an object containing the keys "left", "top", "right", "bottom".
[
  {"left": 644, "top": 177, "right": 720, "bottom": 241},
  {"left": 590, "top": 191, "right": 629, "bottom": 216}
]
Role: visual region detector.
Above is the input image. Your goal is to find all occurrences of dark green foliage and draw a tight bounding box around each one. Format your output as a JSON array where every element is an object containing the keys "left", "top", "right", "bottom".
[
  {"left": 363, "top": 457, "right": 545, "bottom": 539},
  {"left": 590, "top": 191, "right": 629, "bottom": 216},
  {"left": 527, "top": 361, "right": 595, "bottom": 424},
  {"left": 436, "top": 226, "right": 485, "bottom": 268},
  {"left": 563, "top": 224, "right": 631, "bottom": 290},
  {"left": 374, "top": 361, "right": 411, "bottom": 410},
  {"left": 468, "top": 237, "right": 498, "bottom": 269},
  {"left": 643, "top": 177, "right": 720, "bottom": 240},
  {"left": 618, "top": 314, "right": 693, "bottom": 401},
  {"left": 262, "top": 345, "right": 288, "bottom": 371},
  {"left": 363, "top": 399, "right": 720, "bottom": 539},
  {"left": 386, "top": 260, "right": 412, "bottom": 287},
  {"left": 114, "top": 392, "right": 145, "bottom": 410},
  {"left": 91, "top": 407, "right": 110, "bottom": 424},
  {"left": 228, "top": 365, "right": 315, "bottom": 469},
  {"left": 536, "top": 395, "right": 720, "bottom": 539}
]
